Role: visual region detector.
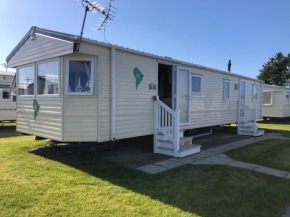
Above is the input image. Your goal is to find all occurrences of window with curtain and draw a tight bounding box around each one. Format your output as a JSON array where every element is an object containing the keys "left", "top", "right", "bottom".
[
  {"left": 66, "top": 59, "right": 94, "bottom": 95},
  {"left": 224, "top": 80, "right": 230, "bottom": 100},
  {"left": 191, "top": 75, "right": 201, "bottom": 93},
  {"left": 286, "top": 92, "right": 290, "bottom": 104},
  {"left": 18, "top": 65, "right": 35, "bottom": 96},
  {"left": 37, "top": 59, "right": 59, "bottom": 95}
]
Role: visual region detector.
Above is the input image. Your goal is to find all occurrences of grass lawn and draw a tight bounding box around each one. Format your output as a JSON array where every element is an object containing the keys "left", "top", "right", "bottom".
[
  {"left": 226, "top": 122, "right": 290, "bottom": 172},
  {"left": 1, "top": 130, "right": 290, "bottom": 216}
]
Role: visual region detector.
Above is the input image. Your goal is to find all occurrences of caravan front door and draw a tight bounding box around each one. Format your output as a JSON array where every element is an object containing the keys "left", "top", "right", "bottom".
[{"left": 174, "top": 66, "right": 191, "bottom": 125}]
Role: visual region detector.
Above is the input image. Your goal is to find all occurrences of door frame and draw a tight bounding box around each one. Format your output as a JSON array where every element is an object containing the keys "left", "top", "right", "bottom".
[
  {"left": 239, "top": 79, "right": 246, "bottom": 118},
  {"left": 156, "top": 61, "right": 175, "bottom": 109},
  {"left": 175, "top": 66, "right": 192, "bottom": 126}
]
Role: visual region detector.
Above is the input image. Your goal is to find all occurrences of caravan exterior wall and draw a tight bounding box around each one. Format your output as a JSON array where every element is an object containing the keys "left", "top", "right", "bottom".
[
  {"left": 0, "top": 73, "right": 16, "bottom": 121},
  {"left": 8, "top": 30, "right": 263, "bottom": 143},
  {"left": 263, "top": 85, "right": 290, "bottom": 118}
]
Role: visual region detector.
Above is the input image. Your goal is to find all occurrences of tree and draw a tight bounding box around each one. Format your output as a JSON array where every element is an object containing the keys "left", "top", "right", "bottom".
[{"left": 257, "top": 52, "right": 290, "bottom": 87}]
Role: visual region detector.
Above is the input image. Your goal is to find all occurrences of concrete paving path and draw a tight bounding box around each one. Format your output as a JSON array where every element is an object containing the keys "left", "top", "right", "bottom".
[{"left": 136, "top": 133, "right": 290, "bottom": 179}]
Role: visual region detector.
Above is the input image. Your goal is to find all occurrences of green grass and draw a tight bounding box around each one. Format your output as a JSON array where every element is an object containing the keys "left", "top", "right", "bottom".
[
  {"left": 1, "top": 130, "right": 290, "bottom": 216},
  {"left": 226, "top": 122, "right": 290, "bottom": 172}
]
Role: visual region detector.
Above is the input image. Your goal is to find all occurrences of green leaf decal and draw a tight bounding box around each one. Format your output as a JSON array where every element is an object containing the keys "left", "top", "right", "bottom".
[
  {"left": 133, "top": 67, "right": 144, "bottom": 89},
  {"left": 33, "top": 99, "right": 40, "bottom": 120}
]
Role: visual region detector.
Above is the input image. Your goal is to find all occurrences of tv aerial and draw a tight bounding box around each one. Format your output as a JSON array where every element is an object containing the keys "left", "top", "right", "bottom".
[{"left": 78, "top": 0, "right": 117, "bottom": 47}]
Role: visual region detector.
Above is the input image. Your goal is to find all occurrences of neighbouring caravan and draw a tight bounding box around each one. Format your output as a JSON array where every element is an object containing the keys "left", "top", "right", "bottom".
[
  {"left": 0, "top": 71, "right": 16, "bottom": 122},
  {"left": 263, "top": 84, "right": 290, "bottom": 118},
  {"left": 6, "top": 27, "right": 264, "bottom": 158}
]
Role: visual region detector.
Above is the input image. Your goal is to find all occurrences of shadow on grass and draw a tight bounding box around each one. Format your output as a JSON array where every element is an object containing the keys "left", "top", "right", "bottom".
[
  {"left": 0, "top": 126, "right": 23, "bottom": 139},
  {"left": 30, "top": 142, "right": 290, "bottom": 217}
]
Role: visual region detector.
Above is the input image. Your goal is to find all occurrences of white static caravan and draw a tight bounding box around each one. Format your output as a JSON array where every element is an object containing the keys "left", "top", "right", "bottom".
[
  {"left": 263, "top": 84, "right": 290, "bottom": 118},
  {"left": 6, "top": 27, "right": 264, "bottom": 158},
  {"left": 0, "top": 71, "right": 16, "bottom": 122}
]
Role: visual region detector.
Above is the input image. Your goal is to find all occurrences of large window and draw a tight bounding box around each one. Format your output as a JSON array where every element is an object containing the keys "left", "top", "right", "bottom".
[
  {"left": 18, "top": 65, "right": 35, "bottom": 96},
  {"left": 191, "top": 75, "right": 201, "bottom": 94},
  {"left": 224, "top": 80, "right": 230, "bottom": 100},
  {"left": 263, "top": 92, "right": 272, "bottom": 105},
  {"left": 253, "top": 85, "right": 258, "bottom": 101},
  {"left": 37, "top": 59, "right": 59, "bottom": 96},
  {"left": 65, "top": 58, "right": 94, "bottom": 95},
  {"left": 286, "top": 92, "right": 290, "bottom": 104}
]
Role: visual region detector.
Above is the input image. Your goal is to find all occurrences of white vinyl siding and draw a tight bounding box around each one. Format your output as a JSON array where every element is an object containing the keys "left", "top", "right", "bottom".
[
  {"left": 114, "top": 50, "right": 156, "bottom": 140},
  {"left": 16, "top": 98, "right": 62, "bottom": 140},
  {"left": 263, "top": 85, "right": 290, "bottom": 118},
  {"left": 8, "top": 34, "right": 74, "bottom": 68}
]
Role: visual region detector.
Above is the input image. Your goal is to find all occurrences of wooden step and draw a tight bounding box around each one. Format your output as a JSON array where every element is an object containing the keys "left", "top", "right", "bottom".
[
  {"left": 254, "top": 130, "right": 265, "bottom": 137},
  {"left": 178, "top": 144, "right": 201, "bottom": 158},
  {"left": 156, "top": 140, "right": 174, "bottom": 149}
]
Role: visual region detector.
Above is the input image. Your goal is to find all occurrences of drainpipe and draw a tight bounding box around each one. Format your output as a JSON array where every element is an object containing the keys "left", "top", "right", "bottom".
[{"left": 111, "top": 46, "right": 116, "bottom": 141}]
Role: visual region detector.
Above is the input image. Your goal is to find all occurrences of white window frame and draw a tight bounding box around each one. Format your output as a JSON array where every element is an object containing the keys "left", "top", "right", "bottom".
[
  {"left": 191, "top": 74, "right": 202, "bottom": 94},
  {"left": 65, "top": 57, "right": 95, "bottom": 96},
  {"left": 252, "top": 85, "right": 258, "bottom": 101},
  {"left": 17, "top": 63, "right": 36, "bottom": 98},
  {"left": 223, "top": 79, "right": 230, "bottom": 100},
  {"left": 36, "top": 58, "right": 60, "bottom": 98},
  {"left": 263, "top": 91, "right": 273, "bottom": 106},
  {"left": 286, "top": 92, "right": 290, "bottom": 105},
  {"left": 1, "top": 89, "right": 11, "bottom": 100}
]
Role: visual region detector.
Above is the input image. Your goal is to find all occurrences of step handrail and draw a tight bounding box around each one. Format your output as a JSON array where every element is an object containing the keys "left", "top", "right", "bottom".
[
  {"left": 154, "top": 96, "right": 180, "bottom": 157},
  {"left": 238, "top": 102, "right": 257, "bottom": 133}
]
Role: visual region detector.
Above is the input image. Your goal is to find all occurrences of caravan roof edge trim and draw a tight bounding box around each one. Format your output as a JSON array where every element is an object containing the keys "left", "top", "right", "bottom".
[{"left": 6, "top": 26, "right": 262, "bottom": 83}]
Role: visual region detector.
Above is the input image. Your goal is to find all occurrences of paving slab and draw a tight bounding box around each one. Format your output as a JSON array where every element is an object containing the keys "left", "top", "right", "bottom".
[
  {"left": 216, "top": 153, "right": 231, "bottom": 159},
  {"left": 205, "top": 147, "right": 225, "bottom": 154},
  {"left": 169, "top": 156, "right": 198, "bottom": 164},
  {"left": 200, "top": 149, "right": 221, "bottom": 156},
  {"left": 191, "top": 160, "right": 218, "bottom": 165},
  {"left": 285, "top": 173, "right": 290, "bottom": 179},
  {"left": 154, "top": 159, "right": 185, "bottom": 169},
  {"left": 282, "top": 207, "right": 290, "bottom": 217},
  {"left": 202, "top": 156, "right": 234, "bottom": 165},
  {"left": 227, "top": 161, "right": 259, "bottom": 170},
  {"left": 254, "top": 166, "right": 289, "bottom": 178},
  {"left": 136, "top": 164, "right": 169, "bottom": 174}
]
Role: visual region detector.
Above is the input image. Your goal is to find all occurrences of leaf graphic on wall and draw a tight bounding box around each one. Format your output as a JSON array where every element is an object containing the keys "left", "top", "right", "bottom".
[
  {"left": 133, "top": 67, "right": 144, "bottom": 89},
  {"left": 33, "top": 99, "right": 40, "bottom": 120}
]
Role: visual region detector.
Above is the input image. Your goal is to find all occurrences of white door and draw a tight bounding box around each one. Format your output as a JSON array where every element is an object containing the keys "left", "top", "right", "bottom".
[
  {"left": 174, "top": 66, "right": 191, "bottom": 125},
  {"left": 239, "top": 80, "right": 246, "bottom": 117}
]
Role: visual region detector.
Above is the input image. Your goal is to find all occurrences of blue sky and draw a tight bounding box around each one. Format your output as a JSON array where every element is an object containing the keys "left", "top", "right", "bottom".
[{"left": 0, "top": 0, "right": 289, "bottom": 78}]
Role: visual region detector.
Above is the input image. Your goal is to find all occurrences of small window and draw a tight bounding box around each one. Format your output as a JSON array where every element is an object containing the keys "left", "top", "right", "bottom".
[
  {"left": 253, "top": 85, "right": 258, "bottom": 101},
  {"left": 224, "top": 80, "right": 230, "bottom": 100},
  {"left": 37, "top": 59, "right": 59, "bottom": 96},
  {"left": 263, "top": 92, "right": 272, "bottom": 105},
  {"left": 191, "top": 75, "right": 201, "bottom": 93},
  {"left": 18, "top": 65, "right": 35, "bottom": 96},
  {"left": 65, "top": 58, "right": 95, "bottom": 95},
  {"left": 286, "top": 92, "right": 290, "bottom": 104},
  {"left": 3, "top": 91, "right": 10, "bottom": 99}
]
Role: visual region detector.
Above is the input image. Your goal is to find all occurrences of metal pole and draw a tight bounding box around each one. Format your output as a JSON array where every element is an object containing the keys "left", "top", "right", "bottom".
[{"left": 78, "top": 6, "right": 89, "bottom": 50}]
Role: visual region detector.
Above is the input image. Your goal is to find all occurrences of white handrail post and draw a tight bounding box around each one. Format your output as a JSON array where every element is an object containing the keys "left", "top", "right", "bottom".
[
  {"left": 174, "top": 109, "right": 180, "bottom": 157},
  {"left": 153, "top": 96, "right": 159, "bottom": 153},
  {"left": 253, "top": 108, "right": 257, "bottom": 134},
  {"left": 237, "top": 100, "right": 240, "bottom": 135}
]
